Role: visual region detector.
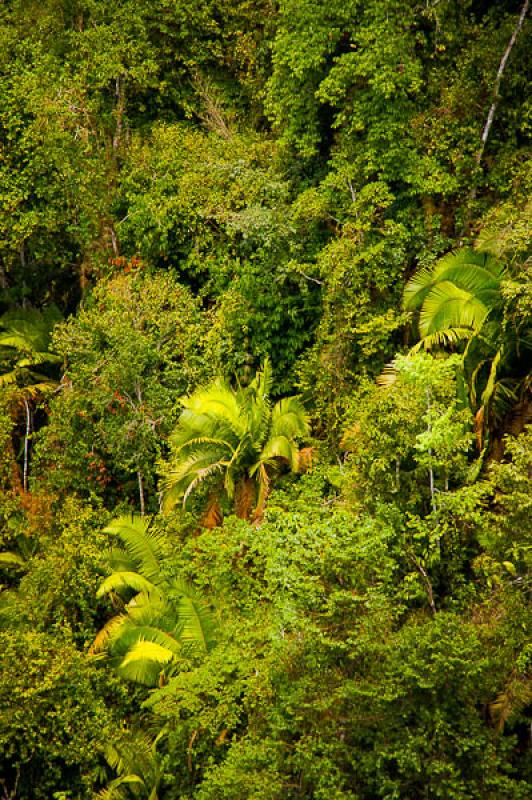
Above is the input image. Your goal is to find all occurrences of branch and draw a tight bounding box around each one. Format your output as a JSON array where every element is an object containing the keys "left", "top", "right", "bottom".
[
  {"left": 475, "top": 0, "right": 529, "bottom": 169},
  {"left": 407, "top": 550, "right": 437, "bottom": 615},
  {"left": 296, "top": 268, "right": 323, "bottom": 286}
]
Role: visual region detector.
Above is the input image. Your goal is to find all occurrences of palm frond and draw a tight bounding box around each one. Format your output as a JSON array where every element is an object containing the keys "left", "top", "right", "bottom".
[
  {"left": 404, "top": 250, "right": 503, "bottom": 311},
  {"left": 170, "top": 578, "right": 216, "bottom": 653},
  {"left": 103, "top": 547, "right": 137, "bottom": 573},
  {"left": 104, "top": 516, "right": 164, "bottom": 583},
  {"left": 409, "top": 327, "right": 474, "bottom": 353},
  {"left": 258, "top": 435, "right": 299, "bottom": 471},
  {"left": 419, "top": 282, "right": 488, "bottom": 335},
  {"left": 270, "top": 396, "right": 310, "bottom": 439},
  {"left": 97, "top": 571, "right": 159, "bottom": 599},
  {"left": 0, "top": 551, "right": 27, "bottom": 569},
  {"left": 90, "top": 613, "right": 130, "bottom": 655},
  {"left": 163, "top": 363, "right": 310, "bottom": 517},
  {"left": 182, "top": 461, "right": 227, "bottom": 505},
  {"left": 118, "top": 640, "right": 177, "bottom": 685},
  {"left": 181, "top": 381, "right": 248, "bottom": 438}
]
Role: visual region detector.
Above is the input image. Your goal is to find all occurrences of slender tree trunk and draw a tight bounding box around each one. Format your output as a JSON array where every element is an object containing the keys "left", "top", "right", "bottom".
[
  {"left": 137, "top": 470, "right": 145, "bottom": 516},
  {"left": 6, "top": 437, "right": 23, "bottom": 493},
  {"left": 23, "top": 397, "right": 31, "bottom": 492},
  {"left": 469, "top": 0, "right": 529, "bottom": 205},
  {"left": 426, "top": 388, "right": 436, "bottom": 514},
  {"left": 112, "top": 74, "right": 126, "bottom": 151},
  {"left": 20, "top": 243, "right": 28, "bottom": 309}
]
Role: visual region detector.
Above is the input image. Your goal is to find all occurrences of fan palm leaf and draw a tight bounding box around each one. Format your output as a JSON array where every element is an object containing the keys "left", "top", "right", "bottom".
[
  {"left": 419, "top": 282, "right": 492, "bottom": 335},
  {"left": 404, "top": 247, "right": 530, "bottom": 444},
  {"left": 404, "top": 250, "right": 504, "bottom": 311}
]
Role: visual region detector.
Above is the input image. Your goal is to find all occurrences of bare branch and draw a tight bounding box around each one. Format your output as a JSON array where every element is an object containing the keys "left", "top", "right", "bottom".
[{"left": 475, "top": 0, "right": 529, "bottom": 168}]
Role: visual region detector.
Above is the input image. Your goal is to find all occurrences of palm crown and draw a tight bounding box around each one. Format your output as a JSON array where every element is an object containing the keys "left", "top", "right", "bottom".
[
  {"left": 0, "top": 305, "right": 62, "bottom": 390},
  {"left": 162, "top": 360, "right": 310, "bottom": 521},
  {"left": 404, "top": 249, "right": 505, "bottom": 351},
  {"left": 404, "top": 248, "right": 531, "bottom": 440}
]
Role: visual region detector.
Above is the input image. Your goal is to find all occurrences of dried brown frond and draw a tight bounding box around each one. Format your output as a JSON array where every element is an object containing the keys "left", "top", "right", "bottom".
[
  {"left": 235, "top": 477, "right": 256, "bottom": 521},
  {"left": 201, "top": 501, "right": 223, "bottom": 530},
  {"left": 297, "top": 446, "right": 314, "bottom": 472}
]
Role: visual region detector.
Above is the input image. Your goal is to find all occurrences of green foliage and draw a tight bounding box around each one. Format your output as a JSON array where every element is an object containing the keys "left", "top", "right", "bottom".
[
  {"left": 0, "top": 1, "right": 531, "bottom": 797},
  {"left": 118, "top": 123, "right": 321, "bottom": 390},
  {"left": 129, "top": 486, "right": 530, "bottom": 799},
  {"left": 94, "top": 515, "right": 216, "bottom": 686},
  {"left": 162, "top": 360, "right": 310, "bottom": 519},
  {"left": 33, "top": 269, "right": 207, "bottom": 509},
  {"left": 0, "top": 497, "right": 109, "bottom": 640},
  {"left": 0, "top": 629, "right": 116, "bottom": 800},
  {"left": 343, "top": 352, "right": 473, "bottom": 512}
]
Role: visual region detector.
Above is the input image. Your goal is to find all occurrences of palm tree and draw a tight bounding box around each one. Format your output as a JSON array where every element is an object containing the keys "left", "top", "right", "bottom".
[
  {"left": 404, "top": 249, "right": 531, "bottom": 443},
  {"left": 404, "top": 249, "right": 505, "bottom": 351},
  {"left": 96, "top": 731, "right": 163, "bottom": 800},
  {"left": 161, "top": 360, "right": 310, "bottom": 521},
  {"left": 92, "top": 515, "right": 215, "bottom": 687},
  {"left": 0, "top": 305, "right": 62, "bottom": 490}
]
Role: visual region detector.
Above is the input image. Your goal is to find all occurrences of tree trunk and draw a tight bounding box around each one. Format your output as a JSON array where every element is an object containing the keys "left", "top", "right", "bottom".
[
  {"left": 426, "top": 388, "right": 436, "bottom": 515},
  {"left": 23, "top": 397, "right": 31, "bottom": 492},
  {"left": 137, "top": 470, "right": 145, "bottom": 516},
  {"left": 469, "top": 0, "right": 529, "bottom": 207}
]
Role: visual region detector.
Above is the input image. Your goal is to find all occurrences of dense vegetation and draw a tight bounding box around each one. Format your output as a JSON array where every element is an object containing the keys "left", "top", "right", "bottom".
[{"left": 0, "top": 1, "right": 531, "bottom": 797}]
